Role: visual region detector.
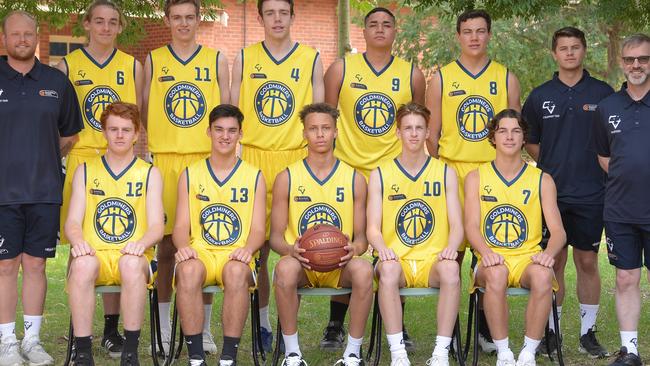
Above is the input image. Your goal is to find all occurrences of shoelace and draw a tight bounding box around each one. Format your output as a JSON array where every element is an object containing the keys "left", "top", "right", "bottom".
[
  {"left": 0, "top": 341, "right": 19, "bottom": 354},
  {"left": 22, "top": 338, "right": 47, "bottom": 354},
  {"left": 282, "top": 355, "right": 308, "bottom": 366},
  {"left": 392, "top": 356, "right": 410, "bottom": 366},
  {"left": 189, "top": 358, "right": 205, "bottom": 366},
  {"left": 425, "top": 355, "right": 447, "bottom": 365}
]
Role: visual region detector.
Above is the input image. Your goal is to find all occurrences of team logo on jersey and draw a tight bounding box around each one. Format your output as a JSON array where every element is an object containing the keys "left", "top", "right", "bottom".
[
  {"left": 456, "top": 95, "right": 494, "bottom": 141},
  {"left": 254, "top": 81, "right": 295, "bottom": 126},
  {"left": 165, "top": 82, "right": 206, "bottom": 128},
  {"left": 396, "top": 199, "right": 434, "bottom": 247},
  {"left": 200, "top": 204, "right": 241, "bottom": 246},
  {"left": 542, "top": 101, "right": 556, "bottom": 114},
  {"left": 354, "top": 92, "right": 396, "bottom": 136},
  {"left": 94, "top": 198, "right": 136, "bottom": 244},
  {"left": 299, "top": 204, "right": 342, "bottom": 234},
  {"left": 484, "top": 204, "right": 528, "bottom": 248},
  {"left": 608, "top": 115, "right": 622, "bottom": 129},
  {"left": 84, "top": 86, "right": 120, "bottom": 131}
]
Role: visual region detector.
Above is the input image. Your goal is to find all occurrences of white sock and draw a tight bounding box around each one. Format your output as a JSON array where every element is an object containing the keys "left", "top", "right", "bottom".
[
  {"left": 0, "top": 322, "right": 17, "bottom": 343},
  {"left": 620, "top": 331, "right": 638, "bottom": 355},
  {"left": 433, "top": 335, "right": 452, "bottom": 356},
  {"left": 494, "top": 337, "right": 510, "bottom": 356},
  {"left": 343, "top": 335, "right": 363, "bottom": 358},
  {"left": 159, "top": 302, "right": 171, "bottom": 335},
  {"left": 520, "top": 336, "right": 540, "bottom": 357},
  {"left": 203, "top": 304, "right": 212, "bottom": 335},
  {"left": 387, "top": 332, "right": 406, "bottom": 359},
  {"left": 547, "top": 305, "right": 562, "bottom": 332},
  {"left": 23, "top": 315, "right": 42, "bottom": 339},
  {"left": 282, "top": 332, "right": 300, "bottom": 357},
  {"left": 580, "top": 304, "right": 598, "bottom": 336},
  {"left": 259, "top": 306, "right": 272, "bottom": 332}
]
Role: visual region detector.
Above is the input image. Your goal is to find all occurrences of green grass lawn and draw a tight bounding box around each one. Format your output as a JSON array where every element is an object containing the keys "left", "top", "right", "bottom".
[{"left": 17, "top": 245, "right": 650, "bottom": 365}]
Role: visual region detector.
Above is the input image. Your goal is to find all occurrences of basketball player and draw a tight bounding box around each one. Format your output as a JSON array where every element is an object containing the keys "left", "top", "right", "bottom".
[
  {"left": 173, "top": 104, "right": 266, "bottom": 366},
  {"left": 464, "top": 109, "right": 565, "bottom": 366},
  {"left": 322, "top": 6, "right": 426, "bottom": 349},
  {"left": 426, "top": 9, "right": 521, "bottom": 352},
  {"left": 522, "top": 27, "right": 612, "bottom": 357},
  {"left": 367, "top": 102, "right": 463, "bottom": 366},
  {"left": 270, "top": 103, "right": 372, "bottom": 365},
  {"left": 230, "top": 0, "right": 324, "bottom": 350},
  {"left": 65, "top": 102, "right": 164, "bottom": 366},
  {"left": 55, "top": 0, "right": 144, "bottom": 357},
  {"left": 143, "top": 0, "right": 230, "bottom": 354}
]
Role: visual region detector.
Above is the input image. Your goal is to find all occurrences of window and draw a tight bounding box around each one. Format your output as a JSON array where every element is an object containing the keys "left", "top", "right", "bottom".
[{"left": 48, "top": 35, "right": 86, "bottom": 66}]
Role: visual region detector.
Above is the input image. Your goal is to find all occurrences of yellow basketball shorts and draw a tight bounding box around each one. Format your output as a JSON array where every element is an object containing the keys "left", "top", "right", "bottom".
[
  {"left": 65, "top": 248, "right": 155, "bottom": 290},
  {"left": 304, "top": 267, "right": 343, "bottom": 289},
  {"left": 183, "top": 246, "right": 257, "bottom": 289},
  {"left": 470, "top": 251, "right": 559, "bottom": 292},
  {"left": 153, "top": 153, "right": 208, "bottom": 235},
  {"left": 60, "top": 149, "right": 105, "bottom": 245},
  {"left": 399, "top": 257, "right": 439, "bottom": 288},
  {"left": 241, "top": 145, "right": 306, "bottom": 238}
]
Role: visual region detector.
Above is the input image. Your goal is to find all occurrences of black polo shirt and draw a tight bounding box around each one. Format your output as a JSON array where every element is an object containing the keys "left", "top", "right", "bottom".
[
  {"left": 594, "top": 86, "right": 650, "bottom": 224},
  {"left": 0, "top": 57, "right": 82, "bottom": 205},
  {"left": 523, "top": 70, "right": 613, "bottom": 205}
]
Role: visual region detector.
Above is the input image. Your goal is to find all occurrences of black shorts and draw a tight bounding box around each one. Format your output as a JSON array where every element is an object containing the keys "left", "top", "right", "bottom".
[
  {"left": 0, "top": 204, "right": 59, "bottom": 259},
  {"left": 542, "top": 202, "right": 604, "bottom": 252},
  {"left": 604, "top": 221, "right": 650, "bottom": 270}
]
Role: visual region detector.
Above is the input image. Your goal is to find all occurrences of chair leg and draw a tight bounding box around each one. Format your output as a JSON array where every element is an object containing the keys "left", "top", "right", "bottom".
[
  {"left": 64, "top": 318, "right": 74, "bottom": 366},
  {"left": 366, "top": 292, "right": 379, "bottom": 362},
  {"left": 250, "top": 292, "right": 263, "bottom": 366},
  {"left": 373, "top": 312, "right": 383, "bottom": 366},
  {"left": 253, "top": 290, "right": 266, "bottom": 362},
  {"left": 153, "top": 288, "right": 166, "bottom": 361},
  {"left": 552, "top": 292, "right": 564, "bottom": 366},
  {"left": 150, "top": 289, "right": 160, "bottom": 366},
  {"left": 272, "top": 317, "right": 282, "bottom": 366},
  {"left": 454, "top": 314, "right": 465, "bottom": 366},
  {"left": 165, "top": 295, "right": 181, "bottom": 366},
  {"left": 472, "top": 293, "right": 480, "bottom": 366},
  {"left": 464, "top": 293, "right": 475, "bottom": 361}
]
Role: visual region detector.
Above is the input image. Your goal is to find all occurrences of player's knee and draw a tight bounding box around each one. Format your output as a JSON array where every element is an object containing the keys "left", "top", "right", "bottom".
[
  {"left": 529, "top": 266, "right": 553, "bottom": 293},
  {"left": 377, "top": 261, "right": 401, "bottom": 285},
  {"left": 69, "top": 256, "right": 99, "bottom": 278},
  {"left": 349, "top": 259, "right": 373, "bottom": 289},
  {"left": 176, "top": 261, "right": 204, "bottom": 288},
  {"left": 118, "top": 255, "right": 147, "bottom": 279},
  {"left": 437, "top": 260, "right": 460, "bottom": 286},
  {"left": 21, "top": 255, "right": 46, "bottom": 274},
  {"left": 483, "top": 266, "right": 507, "bottom": 292},
  {"left": 616, "top": 269, "right": 640, "bottom": 290},
  {"left": 0, "top": 258, "right": 20, "bottom": 277},
  {"left": 273, "top": 257, "right": 301, "bottom": 288},
  {"left": 223, "top": 261, "right": 250, "bottom": 289},
  {"left": 574, "top": 251, "right": 598, "bottom": 273}
]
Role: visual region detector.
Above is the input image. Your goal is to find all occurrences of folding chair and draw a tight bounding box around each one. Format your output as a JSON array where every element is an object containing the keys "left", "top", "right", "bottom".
[
  {"left": 463, "top": 287, "right": 564, "bottom": 366},
  {"left": 271, "top": 287, "right": 353, "bottom": 366},
  {"left": 165, "top": 285, "right": 266, "bottom": 366},
  {"left": 64, "top": 285, "right": 164, "bottom": 366},
  {"left": 365, "top": 287, "right": 466, "bottom": 366}
]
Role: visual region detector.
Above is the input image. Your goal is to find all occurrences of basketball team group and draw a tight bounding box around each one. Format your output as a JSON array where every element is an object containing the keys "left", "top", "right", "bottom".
[{"left": 1, "top": 0, "right": 649, "bottom": 365}]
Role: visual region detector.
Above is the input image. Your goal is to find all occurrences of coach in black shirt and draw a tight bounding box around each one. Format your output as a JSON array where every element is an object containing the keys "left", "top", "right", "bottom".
[
  {"left": 0, "top": 10, "right": 81, "bottom": 365},
  {"left": 594, "top": 33, "right": 650, "bottom": 366},
  {"left": 523, "top": 27, "right": 612, "bottom": 358}
]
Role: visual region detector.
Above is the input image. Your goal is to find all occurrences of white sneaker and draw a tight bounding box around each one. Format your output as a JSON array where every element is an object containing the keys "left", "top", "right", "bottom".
[
  {"left": 20, "top": 336, "right": 53, "bottom": 366},
  {"left": 202, "top": 330, "right": 218, "bottom": 354},
  {"left": 219, "top": 358, "right": 235, "bottom": 366},
  {"left": 479, "top": 333, "right": 497, "bottom": 353},
  {"left": 281, "top": 353, "right": 308, "bottom": 366},
  {"left": 390, "top": 354, "right": 411, "bottom": 366},
  {"left": 334, "top": 354, "right": 362, "bottom": 366},
  {"left": 0, "top": 340, "right": 24, "bottom": 366},
  {"left": 515, "top": 351, "right": 536, "bottom": 366},
  {"left": 426, "top": 354, "right": 449, "bottom": 366},
  {"left": 496, "top": 350, "right": 516, "bottom": 366}
]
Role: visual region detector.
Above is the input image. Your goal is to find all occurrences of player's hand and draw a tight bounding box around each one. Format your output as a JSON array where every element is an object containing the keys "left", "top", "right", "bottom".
[
  {"left": 70, "top": 241, "right": 95, "bottom": 258},
  {"left": 438, "top": 247, "right": 458, "bottom": 261},
  {"left": 377, "top": 247, "right": 397, "bottom": 262},
  {"left": 531, "top": 251, "right": 555, "bottom": 268},
  {"left": 175, "top": 247, "right": 198, "bottom": 263},
  {"left": 339, "top": 239, "right": 355, "bottom": 267},
  {"left": 121, "top": 242, "right": 146, "bottom": 256},
  {"left": 229, "top": 247, "right": 253, "bottom": 264},
  {"left": 291, "top": 238, "right": 311, "bottom": 269},
  {"left": 480, "top": 252, "right": 504, "bottom": 267}
]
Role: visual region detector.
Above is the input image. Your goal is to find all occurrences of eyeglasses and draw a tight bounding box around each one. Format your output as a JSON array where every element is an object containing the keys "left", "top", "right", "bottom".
[{"left": 622, "top": 56, "right": 650, "bottom": 65}]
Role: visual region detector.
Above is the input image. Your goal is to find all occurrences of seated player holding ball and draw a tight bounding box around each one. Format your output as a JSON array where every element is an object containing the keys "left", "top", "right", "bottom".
[
  {"left": 65, "top": 102, "right": 164, "bottom": 366},
  {"left": 367, "top": 102, "right": 464, "bottom": 366},
  {"left": 464, "top": 109, "right": 565, "bottom": 366},
  {"left": 173, "top": 105, "right": 266, "bottom": 366},
  {"left": 270, "top": 103, "right": 373, "bottom": 366}
]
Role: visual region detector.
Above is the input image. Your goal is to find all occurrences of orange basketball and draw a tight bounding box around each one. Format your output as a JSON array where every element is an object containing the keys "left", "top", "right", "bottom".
[{"left": 298, "top": 224, "right": 348, "bottom": 272}]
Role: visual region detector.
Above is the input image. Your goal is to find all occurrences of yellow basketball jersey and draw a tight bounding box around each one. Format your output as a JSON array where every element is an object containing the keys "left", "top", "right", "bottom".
[
  {"left": 147, "top": 45, "right": 221, "bottom": 154},
  {"left": 478, "top": 162, "right": 543, "bottom": 257},
  {"left": 187, "top": 158, "right": 261, "bottom": 251},
  {"left": 82, "top": 156, "right": 152, "bottom": 250},
  {"left": 335, "top": 53, "right": 413, "bottom": 173},
  {"left": 284, "top": 159, "right": 356, "bottom": 245},
  {"left": 378, "top": 157, "right": 449, "bottom": 259},
  {"left": 438, "top": 60, "right": 509, "bottom": 163},
  {"left": 239, "top": 42, "right": 318, "bottom": 151},
  {"left": 64, "top": 48, "right": 137, "bottom": 151}
]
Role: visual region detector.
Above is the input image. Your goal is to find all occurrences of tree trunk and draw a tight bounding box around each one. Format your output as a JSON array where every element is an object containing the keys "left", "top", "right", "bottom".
[
  {"left": 338, "top": 0, "right": 352, "bottom": 57},
  {"left": 605, "top": 22, "right": 622, "bottom": 86}
]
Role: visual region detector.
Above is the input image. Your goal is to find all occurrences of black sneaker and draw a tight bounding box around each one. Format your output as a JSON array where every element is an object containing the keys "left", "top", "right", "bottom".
[
  {"left": 536, "top": 329, "right": 561, "bottom": 356},
  {"left": 609, "top": 347, "right": 642, "bottom": 366},
  {"left": 101, "top": 332, "right": 124, "bottom": 358},
  {"left": 188, "top": 355, "right": 207, "bottom": 366},
  {"left": 320, "top": 321, "right": 346, "bottom": 350},
  {"left": 73, "top": 352, "right": 95, "bottom": 366},
  {"left": 120, "top": 351, "right": 139, "bottom": 366},
  {"left": 281, "top": 352, "right": 307, "bottom": 365},
  {"left": 579, "top": 328, "right": 610, "bottom": 358},
  {"left": 402, "top": 326, "right": 415, "bottom": 352}
]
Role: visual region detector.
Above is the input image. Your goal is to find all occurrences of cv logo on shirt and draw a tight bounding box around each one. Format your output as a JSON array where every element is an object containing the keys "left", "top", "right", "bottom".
[
  {"left": 354, "top": 92, "right": 396, "bottom": 136},
  {"left": 484, "top": 204, "right": 528, "bottom": 248},
  {"left": 94, "top": 198, "right": 136, "bottom": 244},
  {"left": 299, "top": 204, "right": 342, "bottom": 235},
  {"left": 542, "top": 101, "right": 556, "bottom": 114},
  {"left": 396, "top": 199, "right": 434, "bottom": 247},
  {"left": 200, "top": 204, "right": 241, "bottom": 246},
  {"left": 608, "top": 115, "right": 622, "bottom": 130},
  {"left": 85, "top": 86, "right": 120, "bottom": 131},
  {"left": 255, "top": 81, "right": 295, "bottom": 126},
  {"left": 165, "top": 82, "right": 206, "bottom": 128},
  {"left": 456, "top": 95, "right": 494, "bottom": 141}
]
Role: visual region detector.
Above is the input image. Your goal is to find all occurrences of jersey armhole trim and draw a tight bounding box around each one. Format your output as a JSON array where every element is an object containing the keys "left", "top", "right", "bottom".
[
  {"left": 286, "top": 168, "right": 291, "bottom": 197},
  {"left": 444, "top": 164, "right": 448, "bottom": 192},
  {"left": 240, "top": 49, "right": 245, "bottom": 82},
  {"left": 311, "top": 52, "right": 319, "bottom": 87},
  {"left": 352, "top": 170, "right": 357, "bottom": 203},
  {"left": 145, "top": 165, "right": 152, "bottom": 193},
  {"left": 255, "top": 170, "right": 261, "bottom": 193},
  {"left": 538, "top": 172, "right": 543, "bottom": 203},
  {"left": 506, "top": 69, "right": 510, "bottom": 93},
  {"left": 83, "top": 162, "right": 87, "bottom": 187},
  {"left": 410, "top": 62, "right": 415, "bottom": 100},
  {"left": 132, "top": 58, "right": 136, "bottom": 83},
  {"left": 377, "top": 167, "right": 384, "bottom": 197},
  {"left": 439, "top": 69, "right": 444, "bottom": 95},
  {"left": 216, "top": 51, "right": 220, "bottom": 85},
  {"left": 339, "top": 58, "right": 346, "bottom": 100},
  {"left": 148, "top": 52, "right": 153, "bottom": 82},
  {"left": 185, "top": 167, "right": 190, "bottom": 195}
]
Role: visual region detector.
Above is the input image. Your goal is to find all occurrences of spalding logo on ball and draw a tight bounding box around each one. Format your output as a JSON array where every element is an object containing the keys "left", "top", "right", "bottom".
[{"left": 298, "top": 224, "right": 348, "bottom": 272}]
